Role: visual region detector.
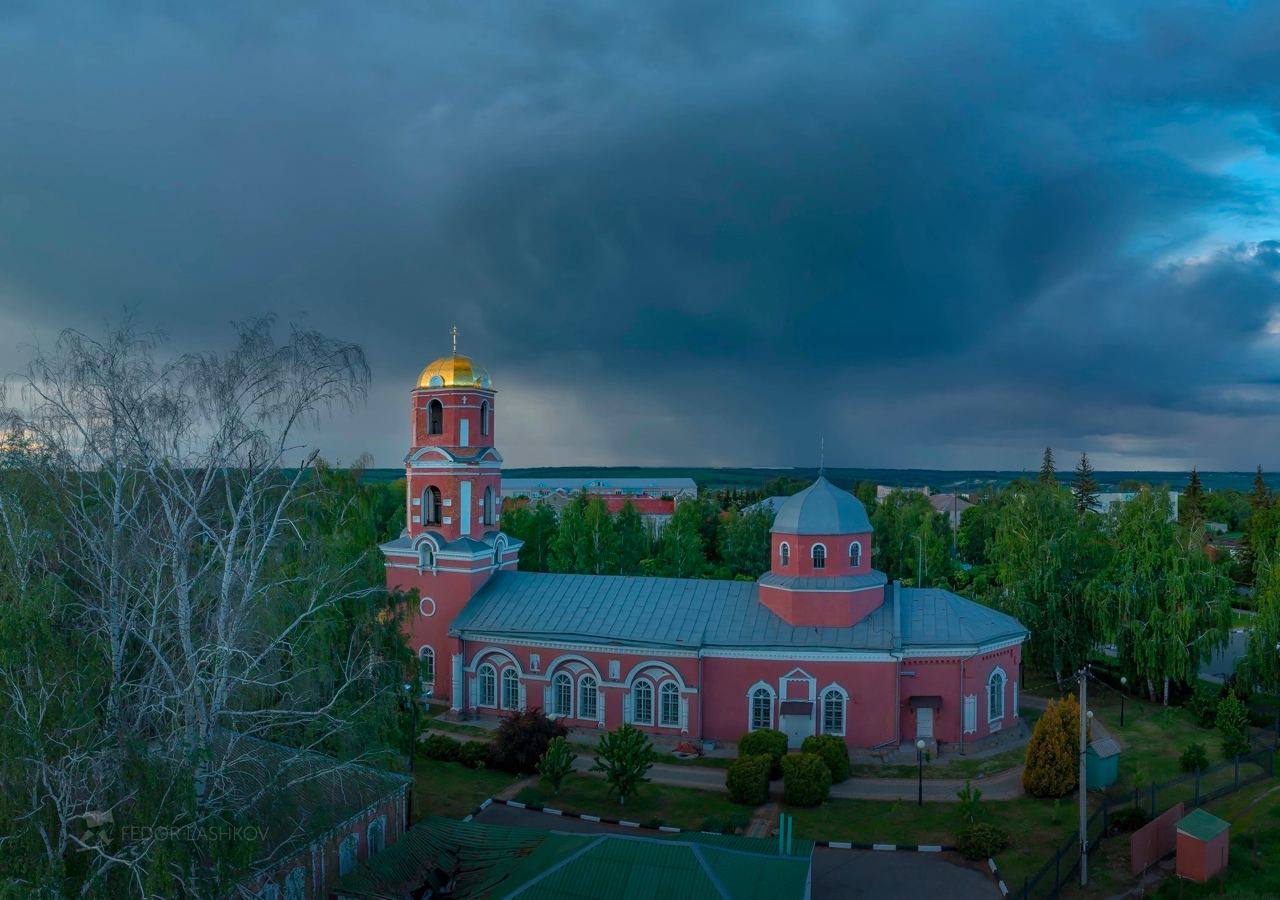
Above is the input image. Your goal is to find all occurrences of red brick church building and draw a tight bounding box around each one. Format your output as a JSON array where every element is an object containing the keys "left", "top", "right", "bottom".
[{"left": 381, "top": 346, "right": 1028, "bottom": 751}]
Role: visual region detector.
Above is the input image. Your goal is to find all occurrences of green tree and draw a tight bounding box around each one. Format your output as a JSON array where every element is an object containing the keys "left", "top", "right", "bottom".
[
  {"left": 1093, "top": 488, "right": 1232, "bottom": 704},
  {"left": 1242, "top": 543, "right": 1280, "bottom": 692},
  {"left": 615, "top": 501, "right": 651, "bottom": 574},
  {"left": 1070, "top": 452, "right": 1099, "bottom": 517},
  {"left": 1022, "top": 694, "right": 1080, "bottom": 798},
  {"left": 1039, "top": 447, "right": 1057, "bottom": 484},
  {"left": 549, "top": 495, "right": 619, "bottom": 574},
  {"left": 591, "top": 724, "right": 656, "bottom": 805},
  {"left": 537, "top": 736, "right": 577, "bottom": 793},
  {"left": 717, "top": 506, "right": 772, "bottom": 579},
  {"left": 1216, "top": 691, "right": 1250, "bottom": 759},
  {"left": 956, "top": 486, "right": 1007, "bottom": 566},
  {"left": 871, "top": 489, "right": 949, "bottom": 585},
  {"left": 502, "top": 501, "right": 559, "bottom": 572},
  {"left": 994, "top": 481, "right": 1106, "bottom": 686},
  {"left": 1181, "top": 468, "right": 1206, "bottom": 527},
  {"left": 652, "top": 499, "right": 708, "bottom": 578}
]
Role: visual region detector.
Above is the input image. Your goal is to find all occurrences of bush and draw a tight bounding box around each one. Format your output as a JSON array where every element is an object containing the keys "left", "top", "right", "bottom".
[
  {"left": 458, "top": 740, "right": 492, "bottom": 769},
  {"left": 1108, "top": 806, "right": 1148, "bottom": 835},
  {"left": 955, "top": 823, "right": 1011, "bottom": 860},
  {"left": 737, "top": 730, "right": 788, "bottom": 777},
  {"left": 781, "top": 753, "right": 832, "bottom": 807},
  {"left": 590, "top": 725, "right": 656, "bottom": 805},
  {"left": 1179, "top": 741, "right": 1208, "bottom": 773},
  {"left": 491, "top": 709, "right": 569, "bottom": 774},
  {"left": 956, "top": 780, "right": 983, "bottom": 824},
  {"left": 421, "top": 733, "right": 461, "bottom": 762},
  {"left": 1187, "top": 681, "right": 1221, "bottom": 728},
  {"left": 801, "top": 734, "right": 850, "bottom": 783},
  {"left": 1217, "top": 691, "right": 1251, "bottom": 759},
  {"left": 1022, "top": 694, "right": 1080, "bottom": 798},
  {"left": 726, "top": 754, "right": 771, "bottom": 805}
]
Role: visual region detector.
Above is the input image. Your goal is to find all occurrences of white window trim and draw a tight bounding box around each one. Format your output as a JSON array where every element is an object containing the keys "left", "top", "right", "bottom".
[
  {"left": 659, "top": 681, "right": 681, "bottom": 727},
  {"left": 963, "top": 694, "right": 977, "bottom": 734},
  {"left": 338, "top": 833, "right": 359, "bottom": 877},
  {"left": 747, "top": 681, "right": 775, "bottom": 732},
  {"left": 553, "top": 671, "right": 574, "bottom": 718},
  {"left": 849, "top": 541, "right": 862, "bottom": 567},
  {"left": 477, "top": 663, "right": 498, "bottom": 708},
  {"left": 632, "top": 678, "right": 655, "bottom": 725},
  {"left": 779, "top": 541, "right": 791, "bottom": 567},
  {"left": 987, "top": 667, "right": 1007, "bottom": 723},
  {"left": 811, "top": 542, "right": 828, "bottom": 568},
  {"left": 579, "top": 674, "right": 600, "bottom": 721},
  {"left": 418, "top": 646, "right": 435, "bottom": 686},
  {"left": 366, "top": 815, "right": 387, "bottom": 855},
  {"left": 419, "top": 596, "right": 436, "bottom": 617},
  {"left": 820, "top": 683, "right": 848, "bottom": 737},
  {"left": 501, "top": 667, "right": 520, "bottom": 710}
]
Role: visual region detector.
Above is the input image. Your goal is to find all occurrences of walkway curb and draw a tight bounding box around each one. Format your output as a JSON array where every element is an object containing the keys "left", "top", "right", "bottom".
[{"left": 466, "top": 796, "right": 956, "bottom": 851}]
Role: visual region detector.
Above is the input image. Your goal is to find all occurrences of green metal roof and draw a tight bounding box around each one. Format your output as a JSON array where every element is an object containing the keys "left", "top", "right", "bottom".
[
  {"left": 334, "top": 818, "right": 812, "bottom": 899},
  {"left": 1177, "top": 808, "right": 1230, "bottom": 842}
]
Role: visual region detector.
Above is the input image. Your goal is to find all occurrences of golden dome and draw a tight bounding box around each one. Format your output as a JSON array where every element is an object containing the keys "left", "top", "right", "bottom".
[{"left": 416, "top": 353, "right": 493, "bottom": 390}]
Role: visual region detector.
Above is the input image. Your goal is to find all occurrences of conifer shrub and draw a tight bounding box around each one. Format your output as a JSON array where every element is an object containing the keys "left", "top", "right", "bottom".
[
  {"left": 726, "top": 754, "right": 772, "bottom": 805},
  {"left": 780, "top": 752, "right": 832, "bottom": 807},
  {"left": 1021, "top": 694, "right": 1080, "bottom": 798},
  {"left": 955, "top": 823, "right": 1011, "bottom": 860},
  {"left": 801, "top": 734, "right": 851, "bottom": 783},
  {"left": 422, "top": 733, "right": 462, "bottom": 762},
  {"left": 1217, "top": 691, "right": 1251, "bottom": 759},
  {"left": 737, "top": 729, "right": 788, "bottom": 778}
]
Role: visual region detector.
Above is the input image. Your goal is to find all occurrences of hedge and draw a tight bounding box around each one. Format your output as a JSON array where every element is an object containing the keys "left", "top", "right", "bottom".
[
  {"left": 800, "top": 734, "right": 850, "bottom": 783},
  {"left": 421, "top": 733, "right": 462, "bottom": 762},
  {"left": 726, "top": 753, "right": 772, "bottom": 805},
  {"left": 780, "top": 752, "right": 832, "bottom": 807}
]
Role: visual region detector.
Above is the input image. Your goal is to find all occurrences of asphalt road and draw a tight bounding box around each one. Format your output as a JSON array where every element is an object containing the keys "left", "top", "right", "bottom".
[{"left": 474, "top": 804, "right": 998, "bottom": 899}]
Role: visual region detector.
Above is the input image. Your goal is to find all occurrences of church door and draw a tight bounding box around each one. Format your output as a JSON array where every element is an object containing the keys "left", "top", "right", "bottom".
[
  {"left": 781, "top": 712, "right": 812, "bottom": 749},
  {"left": 916, "top": 705, "right": 934, "bottom": 739}
]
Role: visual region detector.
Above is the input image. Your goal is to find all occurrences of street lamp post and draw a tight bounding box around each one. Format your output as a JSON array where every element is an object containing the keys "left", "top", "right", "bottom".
[
  {"left": 915, "top": 738, "right": 926, "bottom": 806},
  {"left": 1119, "top": 676, "right": 1127, "bottom": 728}
]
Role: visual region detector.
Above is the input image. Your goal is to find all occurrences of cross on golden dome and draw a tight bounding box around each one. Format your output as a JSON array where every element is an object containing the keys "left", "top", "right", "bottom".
[{"left": 416, "top": 327, "right": 493, "bottom": 389}]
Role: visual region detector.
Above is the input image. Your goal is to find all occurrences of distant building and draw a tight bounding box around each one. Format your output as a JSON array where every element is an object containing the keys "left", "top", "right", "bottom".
[
  {"left": 877, "top": 484, "right": 931, "bottom": 501},
  {"left": 502, "top": 476, "right": 696, "bottom": 532},
  {"left": 742, "top": 495, "right": 789, "bottom": 517},
  {"left": 1091, "top": 491, "right": 1180, "bottom": 521},
  {"left": 1205, "top": 521, "right": 1229, "bottom": 535},
  {"left": 929, "top": 492, "right": 974, "bottom": 529}
]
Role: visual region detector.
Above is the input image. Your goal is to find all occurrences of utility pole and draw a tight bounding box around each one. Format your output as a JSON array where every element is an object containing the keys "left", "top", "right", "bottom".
[{"left": 1078, "top": 666, "right": 1089, "bottom": 887}]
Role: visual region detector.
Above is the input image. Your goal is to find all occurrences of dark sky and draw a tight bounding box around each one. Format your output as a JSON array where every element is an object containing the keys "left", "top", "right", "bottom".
[{"left": 3, "top": 3, "right": 1280, "bottom": 470}]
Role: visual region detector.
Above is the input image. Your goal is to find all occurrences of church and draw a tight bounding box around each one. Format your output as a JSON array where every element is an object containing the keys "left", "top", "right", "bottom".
[{"left": 380, "top": 345, "right": 1028, "bottom": 752}]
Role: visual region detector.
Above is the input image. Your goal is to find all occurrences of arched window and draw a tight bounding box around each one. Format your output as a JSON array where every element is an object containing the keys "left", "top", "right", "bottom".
[
  {"left": 779, "top": 543, "right": 790, "bottom": 567},
  {"left": 478, "top": 664, "right": 497, "bottom": 707},
  {"left": 849, "top": 541, "right": 862, "bottom": 567},
  {"left": 338, "top": 833, "right": 359, "bottom": 876},
  {"left": 367, "top": 816, "right": 386, "bottom": 855},
  {"left": 988, "top": 668, "right": 1006, "bottom": 721},
  {"left": 579, "top": 675, "right": 599, "bottom": 720},
  {"left": 283, "top": 868, "right": 305, "bottom": 900},
  {"left": 418, "top": 544, "right": 434, "bottom": 570},
  {"left": 418, "top": 646, "right": 435, "bottom": 686},
  {"left": 750, "top": 687, "right": 773, "bottom": 731},
  {"left": 502, "top": 668, "right": 519, "bottom": 710},
  {"left": 812, "top": 544, "right": 827, "bottom": 569},
  {"left": 659, "top": 682, "right": 680, "bottom": 727},
  {"left": 480, "top": 400, "right": 490, "bottom": 436},
  {"left": 484, "top": 486, "right": 495, "bottom": 526},
  {"left": 822, "top": 688, "right": 846, "bottom": 736},
  {"left": 423, "top": 487, "right": 442, "bottom": 526},
  {"left": 554, "top": 672, "right": 573, "bottom": 717},
  {"left": 632, "top": 679, "right": 654, "bottom": 725},
  {"left": 427, "top": 399, "right": 444, "bottom": 435}
]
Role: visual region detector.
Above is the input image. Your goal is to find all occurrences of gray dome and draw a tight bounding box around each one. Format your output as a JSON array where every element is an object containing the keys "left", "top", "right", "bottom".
[{"left": 770, "top": 476, "right": 873, "bottom": 535}]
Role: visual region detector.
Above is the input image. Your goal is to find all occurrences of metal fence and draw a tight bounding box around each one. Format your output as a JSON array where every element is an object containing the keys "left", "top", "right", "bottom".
[{"left": 1014, "top": 745, "right": 1275, "bottom": 899}]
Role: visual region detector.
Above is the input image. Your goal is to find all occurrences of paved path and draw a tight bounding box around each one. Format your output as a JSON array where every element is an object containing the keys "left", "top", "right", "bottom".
[{"left": 475, "top": 803, "right": 998, "bottom": 899}]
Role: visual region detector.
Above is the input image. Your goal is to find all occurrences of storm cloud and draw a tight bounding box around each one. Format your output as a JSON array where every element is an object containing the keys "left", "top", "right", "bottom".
[{"left": 2, "top": 2, "right": 1279, "bottom": 469}]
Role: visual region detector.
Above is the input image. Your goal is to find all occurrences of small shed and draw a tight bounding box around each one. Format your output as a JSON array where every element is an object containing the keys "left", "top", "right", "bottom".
[
  {"left": 1085, "top": 737, "right": 1121, "bottom": 790},
  {"left": 1176, "top": 808, "right": 1230, "bottom": 883}
]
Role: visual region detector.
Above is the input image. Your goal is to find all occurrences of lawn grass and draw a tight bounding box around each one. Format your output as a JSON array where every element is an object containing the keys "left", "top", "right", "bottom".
[
  {"left": 847, "top": 743, "right": 1029, "bottom": 780},
  {"left": 514, "top": 773, "right": 749, "bottom": 831},
  {"left": 410, "top": 757, "right": 520, "bottom": 822}
]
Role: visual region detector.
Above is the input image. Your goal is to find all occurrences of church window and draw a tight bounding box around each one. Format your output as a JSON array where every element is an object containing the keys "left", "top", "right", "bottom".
[
  {"left": 750, "top": 686, "right": 773, "bottom": 731},
  {"left": 338, "top": 833, "right": 359, "bottom": 876},
  {"left": 812, "top": 544, "right": 826, "bottom": 569},
  {"left": 478, "top": 664, "right": 497, "bottom": 707},
  {"left": 988, "top": 668, "right": 1006, "bottom": 722},
  {"left": 579, "top": 675, "right": 599, "bottom": 720},
  {"left": 822, "top": 688, "right": 846, "bottom": 736},
  {"left": 418, "top": 646, "right": 435, "bottom": 686},
  {"left": 418, "top": 543, "right": 434, "bottom": 570},
  {"left": 632, "top": 679, "right": 654, "bottom": 725},
  {"left": 849, "top": 541, "right": 861, "bottom": 567},
  {"left": 483, "top": 486, "right": 495, "bottom": 526},
  {"left": 423, "top": 487, "right": 442, "bottom": 526},
  {"left": 659, "top": 682, "right": 680, "bottom": 727},
  {"left": 779, "top": 543, "right": 790, "bottom": 567},
  {"left": 554, "top": 672, "right": 573, "bottom": 717},
  {"left": 427, "top": 399, "right": 444, "bottom": 435},
  {"left": 502, "top": 668, "right": 519, "bottom": 710},
  {"left": 366, "top": 816, "right": 386, "bottom": 855},
  {"left": 480, "top": 400, "right": 490, "bottom": 436}
]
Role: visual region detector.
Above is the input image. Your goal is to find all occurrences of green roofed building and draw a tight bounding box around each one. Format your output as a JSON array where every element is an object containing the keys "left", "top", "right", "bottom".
[{"left": 334, "top": 817, "right": 813, "bottom": 899}]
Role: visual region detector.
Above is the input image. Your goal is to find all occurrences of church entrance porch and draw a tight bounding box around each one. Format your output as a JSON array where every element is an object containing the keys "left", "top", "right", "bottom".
[{"left": 779, "top": 700, "right": 815, "bottom": 749}]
